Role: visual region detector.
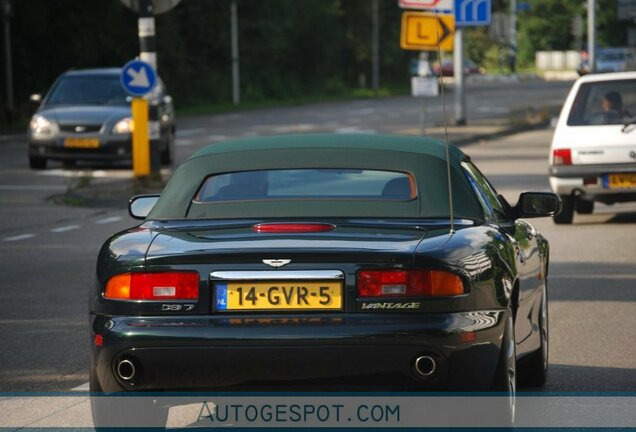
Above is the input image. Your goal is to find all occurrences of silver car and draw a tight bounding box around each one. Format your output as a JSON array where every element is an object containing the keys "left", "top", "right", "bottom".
[{"left": 27, "top": 68, "right": 175, "bottom": 169}]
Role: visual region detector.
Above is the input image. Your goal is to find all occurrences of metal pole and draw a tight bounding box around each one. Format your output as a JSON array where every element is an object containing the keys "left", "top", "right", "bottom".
[
  {"left": 231, "top": 0, "right": 240, "bottom": 105},
  {"left": 138, "top": 0, "right": 161, "bottom": 175},
  {"left": 371, "top": 0, "right": 380, "bottom": 92},
  {"left": 587, "top": 0, "right": 595, "bottom": 73},
  {"left": 509, "top": 0, "right": 517, "bottom": 74},
  {"left": 453, "top": 28, "right": 466, "bottom": 126},
  {"left": 2, "top": 0, "right": 14, "bottom": 123},
  {"left": 420, "top": 94, "right": 428, "bottom": 135},
  {"left": 418, "top": 51, "right": 429, "bottom": 134}
]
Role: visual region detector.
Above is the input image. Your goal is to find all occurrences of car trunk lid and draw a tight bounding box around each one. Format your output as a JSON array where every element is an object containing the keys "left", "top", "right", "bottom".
[{"left": 145, "top": 220, "right": 432, "bottom": 267}]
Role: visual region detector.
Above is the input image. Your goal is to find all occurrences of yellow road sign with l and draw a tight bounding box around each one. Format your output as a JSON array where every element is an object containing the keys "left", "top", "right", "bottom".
[{"left": 400, "top": 11, "right": 455, "bottom": 51}]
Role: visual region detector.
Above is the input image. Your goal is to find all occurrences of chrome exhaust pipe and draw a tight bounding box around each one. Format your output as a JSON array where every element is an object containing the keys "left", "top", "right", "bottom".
[
  {"left": 116, "top": 359, "right": 136, "bottom": 381},
  {"left": 414, "top": 355, "right": 436, "bottom": 377}
]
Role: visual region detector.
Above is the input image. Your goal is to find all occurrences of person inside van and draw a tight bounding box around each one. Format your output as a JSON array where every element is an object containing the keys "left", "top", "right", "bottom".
[{"left": 599, "top": 91, "right": 632, "bottom": 124}]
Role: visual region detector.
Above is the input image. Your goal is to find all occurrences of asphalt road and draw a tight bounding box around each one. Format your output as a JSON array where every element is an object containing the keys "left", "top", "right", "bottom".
[
  {"left": 175, "top": 80, "right": 570, "bottom": 148},
  {"left": 2, "top": 79, "right": 635, "bottom": 394}
]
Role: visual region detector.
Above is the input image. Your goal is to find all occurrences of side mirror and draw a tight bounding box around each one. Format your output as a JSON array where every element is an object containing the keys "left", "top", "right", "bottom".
[
  {"left": 30, "top": 93, "right": 42, "bottom": 104},
  {"left": 129, "top": 194, "right": 160, "bottom": 220},
  {"left": 515, "top": 192, "right": 561, "bottom": 218}
]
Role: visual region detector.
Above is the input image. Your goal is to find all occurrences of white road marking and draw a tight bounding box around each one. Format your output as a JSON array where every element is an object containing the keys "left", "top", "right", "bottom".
[
  {"left": 95, "top": 216, "right": 123, "bottom": 225},
  {"left": 176, "top": 139, "right": 193, "bottom": 147},
  {"left": 3, "top": 234, "right": 35, "bottom": 242},
  {"left": 207, "top": 134, "right": 229, "bottom": 142},
  {"left": 50, "top": 225, "right": 81, "bottom": 233},
  {"left": 273, "top": 124, "right": 316, "bottom": 133},
  {"left": 37, "top": 169, "right": 133, "bottom": 179},
  {"left": 70, "top": 382, "right": 90, "bottom": 392},
  {"left": 0, "top": 185, "right": 67, "bottom": 191}
]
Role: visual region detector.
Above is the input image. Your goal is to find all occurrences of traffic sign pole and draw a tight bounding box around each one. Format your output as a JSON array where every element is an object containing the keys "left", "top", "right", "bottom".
[
  {"left": 121, "top": 60, "right": 156, "bottom": 177},
  {"left": 453, "top": 28, "right": 466, "bottom": 125},
  {"left": 131, "top": 98, "right": 150, "bottom": 177},
  {"left": 509, "top": 0, "right": 517, "bottom": 74},
  {"left": 400, "top": 0, "right": 492, "bottom": 127},
  {"left": 137, "top": 0, "right": 161, "bottom": 176}
]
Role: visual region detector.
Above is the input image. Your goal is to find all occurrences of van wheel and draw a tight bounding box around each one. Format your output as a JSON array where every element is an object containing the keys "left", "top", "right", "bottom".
[
  {"left": 553, "top": 195, "right": 573, "bottom": 224},
  {"left": 576, "top": 199, "right": 594, "bottom": 214}
]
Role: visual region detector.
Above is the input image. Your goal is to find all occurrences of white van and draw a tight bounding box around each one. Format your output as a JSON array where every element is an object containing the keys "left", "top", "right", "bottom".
[{"left": 549, "top": 71, "right": 636, "bottom": 224}]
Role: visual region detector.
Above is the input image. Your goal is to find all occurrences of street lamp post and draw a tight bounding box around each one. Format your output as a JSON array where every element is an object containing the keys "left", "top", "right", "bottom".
[
  {"left": 2, "top": 0, "right": 14, "bottom": 123},
  {"left": 231, "top": 0, "right": 240, "bottom": 105},
  {"left": 372, "top": 0, "right": 380, "bottom": 92},
  {"left": 587, "top": 0, "right": 596, "bottom": 73}
]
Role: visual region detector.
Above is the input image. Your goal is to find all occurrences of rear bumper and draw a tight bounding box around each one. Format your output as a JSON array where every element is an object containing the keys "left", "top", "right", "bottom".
[
  {"left": 90, "top": 311, "right": 505, "bottom": 393},
  {"left": 549, "top": 163, "right": 636, "bottom": 178},
  {"left": 549, "top": 163, "right": 636, "bottom": 199}
]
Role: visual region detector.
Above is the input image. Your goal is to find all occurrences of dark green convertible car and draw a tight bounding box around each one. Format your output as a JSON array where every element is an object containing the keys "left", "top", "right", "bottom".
[{"left": 90, "top": 134, "right": 559, "bottom": 427}]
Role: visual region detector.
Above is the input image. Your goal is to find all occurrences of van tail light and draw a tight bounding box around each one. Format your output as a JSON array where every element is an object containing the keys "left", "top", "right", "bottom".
[
  {"left": 553, "top": 148, "right": 572, "bottom": 166},
  {"left": 357, "top": 270, "right": 465, "bottom": 298},
  {"left": 104, "top": 272, "right": 199, "bottom": 300}
]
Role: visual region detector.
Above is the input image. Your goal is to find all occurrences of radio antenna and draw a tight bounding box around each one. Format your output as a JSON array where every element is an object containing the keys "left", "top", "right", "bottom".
[{"left": 434, "top": 13, "right": 455, "bottom": 235}]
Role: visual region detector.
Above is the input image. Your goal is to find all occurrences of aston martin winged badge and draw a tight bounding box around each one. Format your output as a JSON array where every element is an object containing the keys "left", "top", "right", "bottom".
[{"left": 262, "top": 259, "right": 292, "bottom": 268}]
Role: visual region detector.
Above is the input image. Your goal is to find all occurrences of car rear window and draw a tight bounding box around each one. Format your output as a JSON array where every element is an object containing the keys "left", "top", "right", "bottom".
[
  {"left": 194, "top": 169, "right": 416, "bottom": 202},
  {"left": 567, "top": 79, "right": 636, "bottom": 126}
]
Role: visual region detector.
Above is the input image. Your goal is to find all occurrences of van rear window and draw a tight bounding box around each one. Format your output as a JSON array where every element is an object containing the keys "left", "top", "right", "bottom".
[{"left": 567, "top": 79, "right": 636, "bottom": 126}]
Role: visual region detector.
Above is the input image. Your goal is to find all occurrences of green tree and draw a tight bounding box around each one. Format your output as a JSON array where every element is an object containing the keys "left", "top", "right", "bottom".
[{"left": 516, "top": 0, "right": 581, "bottom": 65}]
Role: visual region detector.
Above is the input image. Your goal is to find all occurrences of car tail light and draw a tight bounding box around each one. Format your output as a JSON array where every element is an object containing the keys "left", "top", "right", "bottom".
[
  {"left": 553, "top": 148, "right": 572, "bottom": 166},
  {"left": 357, "top": 270, "right": 465, "bottom": 298},
  {"left": 252, "top": 223, "right": 335, "bottom": 233},
  {"left": 104, "top": 272, "right": 199, "bottom": 300}
]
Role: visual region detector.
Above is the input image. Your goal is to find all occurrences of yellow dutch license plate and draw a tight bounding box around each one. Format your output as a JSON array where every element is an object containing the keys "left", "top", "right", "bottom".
[
  {"left": 216, "top": 281, "right": 343, "bottom": 311},
  {"left": 64, "top": 138, "right": 100, "bottom": 149},
  {"left": 607, "top": 174, "right": 636, "bottom": 188}
]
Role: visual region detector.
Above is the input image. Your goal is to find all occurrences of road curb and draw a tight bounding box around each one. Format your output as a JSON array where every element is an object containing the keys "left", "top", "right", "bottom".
[{"left": 451, "top": 120, "right": 551, "bottom": 147}]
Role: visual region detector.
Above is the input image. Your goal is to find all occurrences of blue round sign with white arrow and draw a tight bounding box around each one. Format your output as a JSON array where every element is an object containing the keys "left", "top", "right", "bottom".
[{"left": 120, "top": 59, "right": 157, "bottom": 97}]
